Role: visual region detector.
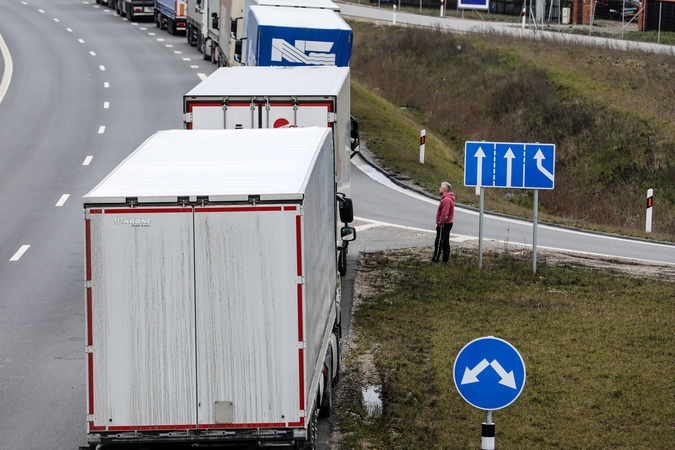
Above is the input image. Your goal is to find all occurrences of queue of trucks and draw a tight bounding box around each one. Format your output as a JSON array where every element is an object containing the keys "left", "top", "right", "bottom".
[
  {"left": 97, "top": 0, "right": 350, "bottom": 68},
  {"left": 83, "top": 1, "right": 360, "bottom": 448}
]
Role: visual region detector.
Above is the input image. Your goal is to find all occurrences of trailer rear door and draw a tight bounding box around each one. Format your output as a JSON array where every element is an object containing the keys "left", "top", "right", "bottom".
[
  {"left": 86, "top": 207, "right": 197, "bottom": 431},
  {"left": 193, "top": 204, "right": 305, "bottom": 428}
]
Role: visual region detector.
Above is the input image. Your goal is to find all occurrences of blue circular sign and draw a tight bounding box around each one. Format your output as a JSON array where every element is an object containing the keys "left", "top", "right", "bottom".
[{"left": 453, "top": 336, "right": 526, "bottom": 410}]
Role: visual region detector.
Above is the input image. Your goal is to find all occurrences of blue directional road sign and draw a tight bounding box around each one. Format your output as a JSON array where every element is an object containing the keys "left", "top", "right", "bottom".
[
  {"left": 453, "top": 336, "right": 526, "bottom": 410},
  {"left": 464, "top": 141, "right": 555, "bottom": 189}
]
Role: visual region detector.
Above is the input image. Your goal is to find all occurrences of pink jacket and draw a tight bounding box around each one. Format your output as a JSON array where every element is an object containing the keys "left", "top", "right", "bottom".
[{"left": 436, "top": 192, "right": 455, "bottom": 226}]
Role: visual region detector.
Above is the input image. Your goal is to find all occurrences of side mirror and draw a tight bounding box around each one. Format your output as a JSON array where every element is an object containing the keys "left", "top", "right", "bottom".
[
  {"left": 211, "top": 12, "right": 219, "bottom": 30},
  {"left": 341, "top": 226, "right": 356, "bottom": 242},
  {"left": 350, "top": 116, "right": 360, "bottom": 153},
  {"left": 336, "top": 193, "right": 353, "bottom": 224}
]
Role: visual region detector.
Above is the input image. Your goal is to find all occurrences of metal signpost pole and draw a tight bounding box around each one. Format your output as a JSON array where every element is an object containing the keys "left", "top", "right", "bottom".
[
  {"left": 532, "top": 189, "right": 538, "bottom": 273},
  {"left": 479, "top": 188, "right": 484, "bottom": 270}
]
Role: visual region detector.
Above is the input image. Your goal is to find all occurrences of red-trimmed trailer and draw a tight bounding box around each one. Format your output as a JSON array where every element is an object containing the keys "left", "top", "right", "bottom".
[{"left": 82, "top": 128, "right": 354, "bottom": 449}]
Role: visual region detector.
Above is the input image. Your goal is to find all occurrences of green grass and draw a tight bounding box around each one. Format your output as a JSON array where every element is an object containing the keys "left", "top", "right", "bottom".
[{"left": 336, "top": 248, "right": 675, "bottom": 449}]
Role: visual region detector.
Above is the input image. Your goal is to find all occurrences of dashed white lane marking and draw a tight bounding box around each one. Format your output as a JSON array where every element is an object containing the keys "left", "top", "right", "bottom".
[
  {"left": 157, "top": 38, "right": 165, "bottom": 42},
  {"left": 89, "top": 51, "right": 96, "bottom": 56},
  {"left": 78, "top": 38, "right": 85, "bottom": 43},
  {"left": 53, "top": 18, "right": 60, "bottom": 22},
  {"left": 38, "top": 9, "right": 45, "bottom": 13},
  {"left": 165, "top": 44, "right": 173, "bottom": 48},
  {"left": 55, "top": 194, "right": 70, "bottom": 207},
  {"left": 140, "top": 27, "right": 147, "bottom": 30},
  {"left": 104, "top": 82, "right": 109, "bottom": 88},
  {"left": 10, "top": 245, "right": 30, "bottom": 262},
  {"left": 83, "top": 156, "right": 93, "bottom": 165},
  {"left": 190, "top": 65, "right": 198, "bottom": 68},
  {"left": 98, "top": 126, "right": 105, "bottom": 134},
  {"left": 67, "top": 28, "right": 73, "bottom": 32},
  {"left": 21, "top": 1, "right": 28, "bottom": 4},
  {"left": 99, "top": 65, "right": 105, "bottom": 71},
  {"left": 104, "top": 102, "right": 109, "bottom": 109},
  {"left": 148, "top": 32, "right": 156, "bottom": 36},
  {"left": 198, "top": 73, "right": 207, "bottom": 81},
  {"left": 182, "top": 58, "right": 191, "bottom": 61}
]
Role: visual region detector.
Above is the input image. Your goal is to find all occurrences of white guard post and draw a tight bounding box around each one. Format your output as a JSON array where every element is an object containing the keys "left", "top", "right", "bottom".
[
  {"left": 393, "top": 5, "right": 396, "bottom": 24},
  {"left": 482, "top": 410, "right": 495, "bottom": 450},
  {"left": 646, "top": 188, "right": 653, "bottom": 233},
  {"left": 522, "top": 6, "right": 527, "bottom": 27},
  {"left": 419, "top": 129, "right": 425, "bottom": 164}
]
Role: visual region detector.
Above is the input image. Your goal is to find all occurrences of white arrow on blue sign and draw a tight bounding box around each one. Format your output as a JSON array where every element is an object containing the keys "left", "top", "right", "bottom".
[
  {"left": 453, "top": 336, "right": 526, "bottom": 410},
  {"left": 464, "top": 141, "right": 555, "bottom": 189}
]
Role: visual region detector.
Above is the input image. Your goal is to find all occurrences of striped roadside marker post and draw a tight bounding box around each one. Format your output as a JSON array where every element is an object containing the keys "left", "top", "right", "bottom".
[
  {"left": 646, "top": 188, "right": 653, "bottom": 233},
  {"left": 419, "top": 129, "right": 425, "bottom": 164}
]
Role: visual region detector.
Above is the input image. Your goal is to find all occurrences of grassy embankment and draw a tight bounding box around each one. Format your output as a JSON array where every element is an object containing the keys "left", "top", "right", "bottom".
[
  {"left": 335, "top": 249, "right": 675, "bottom": 449},
  {"left": 347, "top": 20, "right": 675, "bottom": 238}
]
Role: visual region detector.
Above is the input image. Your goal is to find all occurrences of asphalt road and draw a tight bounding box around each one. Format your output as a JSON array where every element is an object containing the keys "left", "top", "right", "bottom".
[
  {"left": 0, "top": 1, "right": 214, "bottom": 448},
  {"left": 0, "top": 1, "right": 674, "bottom": 449}
]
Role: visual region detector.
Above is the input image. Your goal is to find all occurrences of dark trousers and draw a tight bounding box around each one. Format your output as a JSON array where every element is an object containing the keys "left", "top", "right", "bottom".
[{"left": 433, "top": 223, "right": 453, "bottom": 262}]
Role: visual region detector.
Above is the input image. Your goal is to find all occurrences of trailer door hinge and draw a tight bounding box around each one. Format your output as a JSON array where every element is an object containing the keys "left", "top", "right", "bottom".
[
  {"left": 184, "top": 112, "right": 193, "bottom": 123},
  {"left": 327, "top": 112, "right": 337, "bottom": 123}
]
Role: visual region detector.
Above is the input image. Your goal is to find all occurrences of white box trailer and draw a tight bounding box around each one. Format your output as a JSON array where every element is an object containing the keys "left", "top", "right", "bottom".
[
  {"left": 183, "top": 66, "right": 359, "bottom": 198},
  {"left": 83, "top": 128, "right": 354, "bottom": 448}
]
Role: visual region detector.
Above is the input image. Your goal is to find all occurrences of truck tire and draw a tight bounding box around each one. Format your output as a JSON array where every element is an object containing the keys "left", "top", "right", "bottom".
[
  {"left": 168, "top": 18, "right": 175, "bottom": 34},
  {"left": 319, "top": 345, "right": 333, "bottom": 418},
  {"left": 115, "top": 0, "right": 122, "bottom": 16},
  {"left": 127, "top": 2, "right": 134, "bottom": 21}
]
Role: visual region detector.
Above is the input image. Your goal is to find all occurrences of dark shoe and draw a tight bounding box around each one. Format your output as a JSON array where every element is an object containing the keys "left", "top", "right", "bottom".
[
  {"left": 442, "top": 261, "right": 449, "bottom": 265},
  {"left": 431, "top": 259, "right": 439, "bottom": 263}
]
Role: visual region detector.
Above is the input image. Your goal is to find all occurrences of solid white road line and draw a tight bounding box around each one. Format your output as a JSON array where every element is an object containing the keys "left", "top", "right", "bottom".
[
  {"left": 0, "top": 33, "right": 13, "bottom": 106},
  {"left": 56, "top": 194, "right": 70, "bottom": 207},
  {"left": 83, "top": 156, "right": 93, "bottom": 165},
  {"left": 10, "top": 245, "right": 30, "bottom": 262},
  {"left": 98, "top": 126, "right": 105, "bottom": 134}
]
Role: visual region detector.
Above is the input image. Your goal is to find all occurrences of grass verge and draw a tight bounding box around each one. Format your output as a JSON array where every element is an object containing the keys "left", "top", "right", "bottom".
[{"left": 335, "top": 247, "right": 675, "bottom": 449}]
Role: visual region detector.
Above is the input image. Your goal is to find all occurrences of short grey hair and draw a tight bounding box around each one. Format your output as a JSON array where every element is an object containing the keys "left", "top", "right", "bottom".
[{"left": 441, "top": 182, "right": 452, "bottom": 192}]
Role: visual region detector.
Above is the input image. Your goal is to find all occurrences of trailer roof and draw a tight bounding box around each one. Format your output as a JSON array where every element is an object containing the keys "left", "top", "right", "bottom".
[
  {"left": 185, "top": 66, "right": 349, "bottom": 98},
  {"left": 84, "top": 128, "right": 331, "bottom": 204},
  {"left": 255, "top": 0, "right": 340, "bottom": 11},
  {"left": 249, "top": 5, "right": 350, "bottom": 29}
]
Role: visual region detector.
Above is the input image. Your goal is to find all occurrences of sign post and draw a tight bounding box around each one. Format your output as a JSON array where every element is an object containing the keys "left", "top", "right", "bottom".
[
  {"left": 454, "top": 337, "right": 526, "bottom": 449},
  {"left": 464, "top": 141, "right": 555, "bottom": 272}
]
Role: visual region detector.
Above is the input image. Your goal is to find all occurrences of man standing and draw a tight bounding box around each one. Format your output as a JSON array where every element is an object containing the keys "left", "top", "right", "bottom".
[{"left": 432, "top": 182, "right": 455, "bottom": 264}]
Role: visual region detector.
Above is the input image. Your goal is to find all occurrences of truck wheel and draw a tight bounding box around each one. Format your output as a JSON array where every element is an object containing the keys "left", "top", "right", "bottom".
[
  {"left": 127, "top": 3, "right": 134, "bottom": 21},
  {"left": 115, "top": 0, "right": 122, "bottom": 16},
  {"left": 168, "top": 18, "right": 175, "bottom": 34},
  {"left": 319, "top": 348, "right": 332, "bottom": 418}
]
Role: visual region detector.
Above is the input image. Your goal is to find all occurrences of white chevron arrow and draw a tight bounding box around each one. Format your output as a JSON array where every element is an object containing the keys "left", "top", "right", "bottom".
[{"left": 460, "top": 359, "right": 517, "bottom": 389}]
